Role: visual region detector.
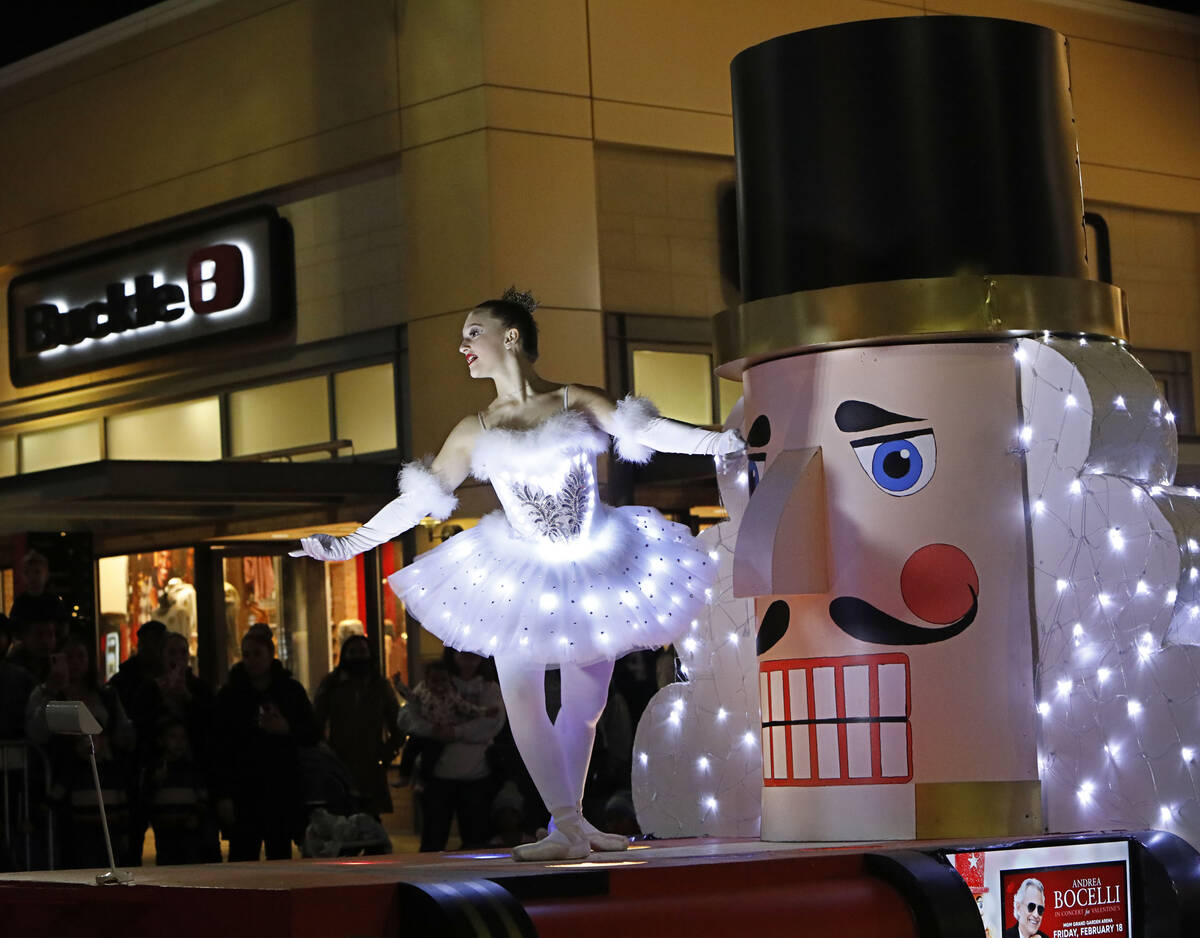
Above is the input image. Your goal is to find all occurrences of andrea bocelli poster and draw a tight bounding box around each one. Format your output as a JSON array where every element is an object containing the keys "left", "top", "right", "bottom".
[{"left": 946, "top": 841, "right": 1131, "bottom": 938}]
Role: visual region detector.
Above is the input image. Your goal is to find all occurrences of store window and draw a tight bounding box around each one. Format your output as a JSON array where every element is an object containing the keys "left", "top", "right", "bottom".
[
  {"left": 335, "top": 364, "right": 397, "bottom": 454},
  {"left": 97, "top": 549, "right": 197, "bottom": 679},
  {"left": 220, "top": 546, "right": 406, "bottom": 694},
  {"left": 620, "top": 340, "right": 740, "bottom": 428},
  {"left": 4, "top": 359, "right": 397, "bottom": 476},
  {"left": 19, "top": 420, "right": 102, "bottom": 473},
  {"left": 107, "top": 398, "right": 222, "bottom": 461},
  {"left": 321, "top": 545, "right": 404, "bottom": 682},
  {"left": 223, "top": 554, "right": 290, "bottom": 673},
  {"left": 98, "top": 541, "right": 409, "bottom": 692},
  {"left": 324, "top": 556, "right": 364, "bottom": 672},
  {"left": 0, "top": 437, "right": 15, "bottom": 477},
  {"left": 612, "top": 314, "right": 741, "bottom": 427},
  {"left": 229, "top": 376, "right": 331, "bottom": 458},
  {"left": 633, "top": 350, "right": 715, "bottom": 425},
  {"left": 378, "top": 541, "right": 407, "bottom": 682}
]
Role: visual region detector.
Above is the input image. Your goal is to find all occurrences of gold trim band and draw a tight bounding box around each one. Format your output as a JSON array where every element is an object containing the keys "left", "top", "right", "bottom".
[
  {"left": 915, "top": 779, "right": 1044, "bottom": 840},
  {"left": 714, "top": 275, "right": 1127, "bottom": 379}
]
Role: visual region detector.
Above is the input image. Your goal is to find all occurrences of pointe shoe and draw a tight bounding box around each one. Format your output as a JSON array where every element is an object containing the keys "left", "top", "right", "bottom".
[
  {"left": 581, "top": 819, "right": 630, "bottom": 853},
  {"left": 550, "top": 814, "right": 630, "bottom": 852},
  {"left": 512, "top": 813, "right": 590, "bottom": 862}
]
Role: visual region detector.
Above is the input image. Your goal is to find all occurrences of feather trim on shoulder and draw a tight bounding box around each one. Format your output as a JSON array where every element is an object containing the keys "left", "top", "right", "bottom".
[
  {"left": 398, "top": 459, "right": 458, "bottom": 520},
  {"left": 610, "top": 395, "right": 660, "bottom": 464},
  {"left": 470, "top": 409, "right": 608, "bottom": 480}
]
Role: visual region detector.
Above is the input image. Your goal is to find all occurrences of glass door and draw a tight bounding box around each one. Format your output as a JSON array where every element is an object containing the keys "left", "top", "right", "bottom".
[{"left": 97, "top": 548, "right": 198, "bottom": 677}]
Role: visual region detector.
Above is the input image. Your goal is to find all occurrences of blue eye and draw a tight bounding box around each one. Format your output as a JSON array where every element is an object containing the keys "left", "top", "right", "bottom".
[
  {"left": 852, "top": 430, "right": 936, "bottom": 496},
  {"left": 873, "top": 439, "right": 922, "bottom": 490}
]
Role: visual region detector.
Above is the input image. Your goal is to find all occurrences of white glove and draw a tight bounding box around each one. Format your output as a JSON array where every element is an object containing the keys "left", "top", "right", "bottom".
[
  {"left": 611, "top": 395, "right": 746, "bottom": 462},
  {"left": 639, "top": 417, "right": 746, "bottom": 456},
  {"left": 290, "top": 461, "right": 456, "bottom": 562},
  {"left": 289, "top": 494, "right": 425, "bottom": 561}
]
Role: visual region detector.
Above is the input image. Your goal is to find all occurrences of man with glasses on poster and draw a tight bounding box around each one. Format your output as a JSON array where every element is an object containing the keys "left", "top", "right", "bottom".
[{"left": 1006, "top": 878, "right": 1048, "bottom": 938}]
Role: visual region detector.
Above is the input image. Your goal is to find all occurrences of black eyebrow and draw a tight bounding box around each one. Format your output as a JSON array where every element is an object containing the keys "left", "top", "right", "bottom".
[
  {"left": 850, "top": 427, "right": 933, "bottom": 448},
  {"left": 834, "top": 400, "right": 923, "bottom": 433}
]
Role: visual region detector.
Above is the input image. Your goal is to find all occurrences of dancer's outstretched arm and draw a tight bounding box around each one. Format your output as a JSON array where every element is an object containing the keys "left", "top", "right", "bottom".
[
  {"left": 290, "top": 415, "right": 481, "bottom": 562},
  {"left": 569, "top": 386, "right": 745, "bottom": 461}
]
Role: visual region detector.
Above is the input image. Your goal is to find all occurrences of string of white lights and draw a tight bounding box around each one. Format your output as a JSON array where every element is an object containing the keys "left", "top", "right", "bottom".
[
  {"left": 1021, "top": 335, "right": 1200, "bottom": 844},
  {"left": 632, "top": 454, "right": 764, "bottom": 837}
]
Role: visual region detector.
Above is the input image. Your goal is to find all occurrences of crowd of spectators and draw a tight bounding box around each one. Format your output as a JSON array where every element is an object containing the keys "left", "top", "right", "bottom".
[{"left": 0, "top": 551, "right": 657, "bottom": 871}]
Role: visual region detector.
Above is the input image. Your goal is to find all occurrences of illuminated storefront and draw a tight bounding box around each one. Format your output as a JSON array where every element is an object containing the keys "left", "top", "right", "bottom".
[
  {"left": 96, "top": 544, "right": 407, "bottom": 692},
  {"left": 0, "top": 186, "right": 411, "bottom": 687}
]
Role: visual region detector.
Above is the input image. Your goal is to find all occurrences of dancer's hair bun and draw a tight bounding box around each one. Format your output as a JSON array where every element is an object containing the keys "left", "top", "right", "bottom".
[{"left": 501, "top": 286, "right": 538, "bottom": 315}]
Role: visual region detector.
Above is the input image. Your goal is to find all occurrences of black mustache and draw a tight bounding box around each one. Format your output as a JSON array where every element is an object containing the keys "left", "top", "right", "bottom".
[{"left": 828, "top": 587, "right": 977, "bottom": 645}]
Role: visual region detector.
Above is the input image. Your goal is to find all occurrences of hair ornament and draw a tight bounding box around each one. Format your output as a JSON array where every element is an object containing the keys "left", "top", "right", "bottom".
[{"left": 501, "top": 286, "right": 538, "bottom": 315}]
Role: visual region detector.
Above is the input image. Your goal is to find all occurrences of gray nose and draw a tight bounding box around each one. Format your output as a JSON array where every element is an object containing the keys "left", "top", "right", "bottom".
[{"left": 732, "top": 447, "right": 829, "bottom": 598}]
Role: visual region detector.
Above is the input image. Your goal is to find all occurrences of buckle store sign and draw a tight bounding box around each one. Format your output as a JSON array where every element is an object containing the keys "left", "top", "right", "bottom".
[{"left": 7, "top": 206, "right": 292, "bottom": 386}]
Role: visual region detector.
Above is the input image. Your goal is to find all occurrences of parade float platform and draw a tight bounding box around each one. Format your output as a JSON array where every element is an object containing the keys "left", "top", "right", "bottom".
[{"left": 2, "top": 831, "right": 1197, "bottom": 938}]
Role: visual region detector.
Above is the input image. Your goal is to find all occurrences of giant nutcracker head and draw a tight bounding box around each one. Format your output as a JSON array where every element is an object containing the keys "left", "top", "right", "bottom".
[{"left": 718, "top": 16, "right": 1129, "bottom": 841}]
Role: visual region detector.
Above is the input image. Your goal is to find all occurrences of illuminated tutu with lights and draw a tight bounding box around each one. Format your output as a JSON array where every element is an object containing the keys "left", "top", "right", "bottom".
[{"left": 388, "top": 408, "right": 717, "bottom": 665}]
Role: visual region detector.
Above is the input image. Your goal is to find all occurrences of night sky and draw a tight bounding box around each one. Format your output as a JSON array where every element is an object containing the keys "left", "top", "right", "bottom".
[{"left": 1, "top": 1, "right": 161, "bottom": 69}]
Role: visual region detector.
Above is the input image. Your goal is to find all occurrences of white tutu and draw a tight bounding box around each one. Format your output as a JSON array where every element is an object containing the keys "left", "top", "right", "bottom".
[
  {"left": 387, "top": 397, "right": 718, "bottom": 666},
  {"left": 389, "top": 504, "right": 716, "bottom": 666}
]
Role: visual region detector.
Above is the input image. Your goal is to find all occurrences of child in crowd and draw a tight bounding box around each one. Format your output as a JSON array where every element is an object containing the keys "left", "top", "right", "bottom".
[
  {"left": 392, "top": 660, "right": 498, "bottom": 787},
  {"left": 145, "top": 718, "right": 212, "bottom": 865}
]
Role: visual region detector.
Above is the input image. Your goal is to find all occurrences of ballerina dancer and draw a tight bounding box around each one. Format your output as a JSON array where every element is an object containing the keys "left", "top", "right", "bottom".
[{"left": 291, "top": 288, "right": 743, "bottom": 860}]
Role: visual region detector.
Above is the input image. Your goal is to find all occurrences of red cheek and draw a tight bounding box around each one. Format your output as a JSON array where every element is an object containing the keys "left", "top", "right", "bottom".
[{"left": 900, "top": 543, "right": 979, "bottom": 624}]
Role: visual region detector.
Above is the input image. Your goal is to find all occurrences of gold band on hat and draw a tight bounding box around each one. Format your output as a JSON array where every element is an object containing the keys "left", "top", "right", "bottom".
[{"left": 714, "top": 275, "right": 1127, "bottom": 379}]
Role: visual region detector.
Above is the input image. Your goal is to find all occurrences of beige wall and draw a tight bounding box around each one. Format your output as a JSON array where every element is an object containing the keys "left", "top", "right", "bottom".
[
  {"left": 287, "top": 167, "right": 407, "bottom": 346},
  {"left": 597, "top": 147, "right": 733, "bottom": 318},
  {"left": 587, "top": 0, "right": 1200, "bottom": 210},
  {"left": 0, "top": 0, "right": 401, "bottom": 266},
  {"left": 0, "top": 0, "right": 1196, "bottom": 467}
]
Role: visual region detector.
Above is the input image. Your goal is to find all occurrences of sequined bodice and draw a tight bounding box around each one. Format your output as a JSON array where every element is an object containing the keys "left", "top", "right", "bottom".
[
  {"left": 469, "top": 408, "right": 609, "bottom": 544},
  {"left": 490, "top": 451, "right": 599, "bottom": 542}
]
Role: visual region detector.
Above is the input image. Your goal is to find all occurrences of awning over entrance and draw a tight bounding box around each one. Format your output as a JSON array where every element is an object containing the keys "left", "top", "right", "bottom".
[{"left": 0, "top": 458, "right": 399, "bottom": 554}]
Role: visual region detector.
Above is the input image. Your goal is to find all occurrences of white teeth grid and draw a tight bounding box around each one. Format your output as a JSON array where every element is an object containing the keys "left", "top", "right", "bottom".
[{"left": 761, "top": 658, "right": 910, "bottom": 784}]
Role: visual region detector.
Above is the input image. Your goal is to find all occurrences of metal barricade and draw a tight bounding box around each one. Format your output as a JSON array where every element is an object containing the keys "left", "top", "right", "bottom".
[{"left": 1, "top": 739, "right": 55, "bottom": 871}]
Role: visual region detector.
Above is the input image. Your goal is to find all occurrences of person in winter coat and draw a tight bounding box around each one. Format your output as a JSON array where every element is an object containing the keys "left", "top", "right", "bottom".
[
  {"left": 144, "top": 718, "right": 212, "bottom": 865},
  {"left": 211, "top": 624, "right": 318, "bottom": 861},
  {"left": 397, "top": 649, "right": 506, "bottom": 852},
  {"left": 107, "top": 620, "right": 167, "bottom": 712},
  {"left": 105, "top": 619, "right": 169, "bottom": 865},
  {"left": 129, "top": 632, "right": 216, "bottom": 771},
  {"left": 312, "top": 634, "right": 403, "bottom": 817},
  {"left": 26, "top": 631, "right": 136, "bottom": 868},
  {"left": 129, "top": 632, "right": 219, "bottom": 863}
]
